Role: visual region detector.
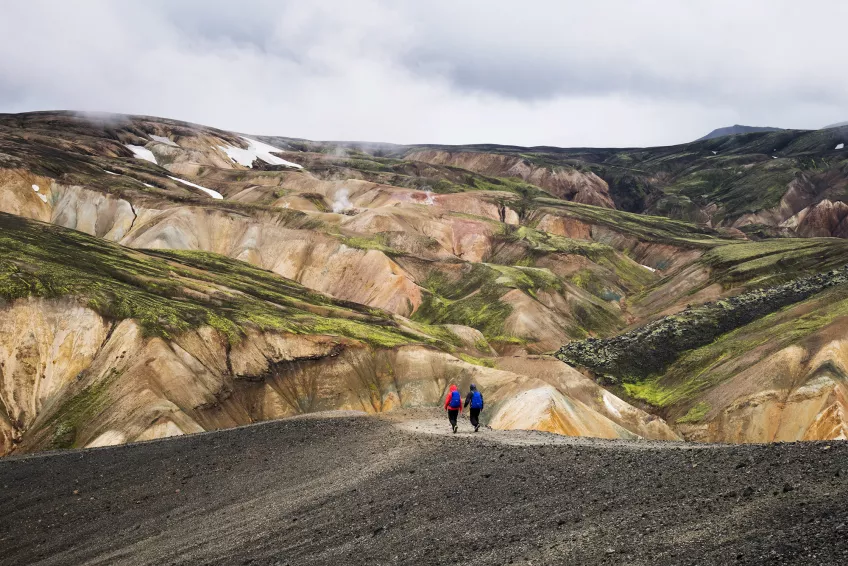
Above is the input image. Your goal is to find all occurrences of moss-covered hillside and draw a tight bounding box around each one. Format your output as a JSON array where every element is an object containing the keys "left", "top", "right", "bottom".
[{"left": 0, "top": 212, "right": 442, "bottom": 348}]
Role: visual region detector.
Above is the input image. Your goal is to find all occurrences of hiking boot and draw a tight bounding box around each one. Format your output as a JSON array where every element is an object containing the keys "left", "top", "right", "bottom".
[
  {"left": 452, "top": 425, "right": 458, "bottom": 433},
  {"left": 474, "top": 425, "right": 479, "bottom": 432}
]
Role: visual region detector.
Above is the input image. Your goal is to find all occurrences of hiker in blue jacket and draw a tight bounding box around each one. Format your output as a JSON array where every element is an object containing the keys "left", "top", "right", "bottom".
[{"left": 464, "top": 384, "right": 484, "bottom": 432}]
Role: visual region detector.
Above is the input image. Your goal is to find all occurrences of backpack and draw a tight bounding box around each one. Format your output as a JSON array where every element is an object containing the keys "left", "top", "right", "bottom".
[
  {"left": 449, "top": 390, "right": 461, "bottom": 408},
  {"left": 471, "top": 390, "right": 483, "bottom": 409}
]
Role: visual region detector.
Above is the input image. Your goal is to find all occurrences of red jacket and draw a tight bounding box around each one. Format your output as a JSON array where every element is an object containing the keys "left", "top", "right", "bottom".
[{"left": 444, "top": 384, "right": 463, "bottom": 412}]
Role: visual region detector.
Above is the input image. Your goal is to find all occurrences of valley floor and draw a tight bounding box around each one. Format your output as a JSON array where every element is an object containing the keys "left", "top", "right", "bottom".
[{"left": 1, "top": 411, "right": 847, "bottom": 565}]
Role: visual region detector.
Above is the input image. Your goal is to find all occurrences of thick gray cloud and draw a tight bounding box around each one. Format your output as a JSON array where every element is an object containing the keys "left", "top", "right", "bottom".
[{"left": 0, "top": 0, "right": 845, "bottom": 147}]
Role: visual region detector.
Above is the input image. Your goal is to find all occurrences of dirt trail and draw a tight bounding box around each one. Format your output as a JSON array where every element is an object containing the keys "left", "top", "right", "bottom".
[
  {"left": 1, "top": 413, "right": 847, "bottom": 565},
  {"left": 390, "top": 409, "right": 712, "bottom": 449}
]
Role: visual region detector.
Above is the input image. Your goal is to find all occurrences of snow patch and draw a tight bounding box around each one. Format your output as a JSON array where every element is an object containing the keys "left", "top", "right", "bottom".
[
  {"left": 218, "top": 136, "right": 302, "bottom": 169},
  {"left": 104, "top": 170, "right": 118, "bottom": 175},
  {"left": 31, "top": 183, "right": 47, "bottom": 202},
  {"left": 836, "top": 143, "right": 845, "bottom": 150},
  {"left": 125, "top": 144, "right": 158, "bottom": 164},
  {"left": 772, "top": 156, "right": 778, "bottom": 159},
  {"left": 424, "top": 190, "right": 435, "bottom": 205},
  {"left": 150, "top": 134, "right": 179, "bottom": 147},
  {"left": 711, "top": 151, "right": 717, "bottom": 155},
  {"left": 168, "top": 176, "right": 223, "bottom": 200},
  {"left": 332, "top": 188, "right": 353, "bottom": 213},
  {"left": 640, "top": 264, "right": 656, "bottom": 272}
]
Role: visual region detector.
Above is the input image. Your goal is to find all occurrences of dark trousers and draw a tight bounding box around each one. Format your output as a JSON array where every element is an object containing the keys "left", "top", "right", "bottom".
[
  {"left": 470, "top": 408, "right": 481, "bottom": 428},
  {"left": 448, "top": 409, "right": 459, "bottom": 428}
]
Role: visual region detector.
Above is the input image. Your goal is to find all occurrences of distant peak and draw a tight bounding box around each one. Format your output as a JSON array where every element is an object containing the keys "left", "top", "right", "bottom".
[{"left": 696, "top": 125, "right": 783, "bottom": 141}]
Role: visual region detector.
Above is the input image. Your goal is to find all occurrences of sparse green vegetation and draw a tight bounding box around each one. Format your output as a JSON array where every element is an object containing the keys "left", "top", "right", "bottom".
[
  {"left": 702, "top": 238, "right": 848, "bottom": 286},
  {"left": 300, "top": 192, "right": 329, "bottom": 212},
  {"left": 457, "top": 353, "right": 495, "bottom": 367},
  {"left": 412, "top": 265, "right": 516, "bottom": 340},
  {"left": 531, "top": 198, "right": 729, "bottom": 249},
  {"left": 46, "top": 368, "right": 121, "bottom": 449},
  {"left": 339, "top": 234, "right": 403, "bottom": 256},
  {"left": 676, "top": 402, "right": 710, "bottom": 424}
]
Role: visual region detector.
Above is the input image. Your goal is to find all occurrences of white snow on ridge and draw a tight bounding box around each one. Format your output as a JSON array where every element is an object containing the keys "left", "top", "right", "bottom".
[
  {"left": 150, "top": 134, "right": 179, "bottom": 147},
  {"left": 640, "top": 264, "right": 657, "bottom": 272},
  {"left": 125, "top": 144, "right": 158, "bottom": 164},
  {"left": 218, "top": 136, "right": 302, "bottom": 169},
  {"left": 168, "top": 176, "right": 224, "bottom": 200},
  {"left": 31, "top": 184, "right": 47, "bottom": 203},
  {"left": 836, "top": 143, "right": 845, "bottom": 150}
]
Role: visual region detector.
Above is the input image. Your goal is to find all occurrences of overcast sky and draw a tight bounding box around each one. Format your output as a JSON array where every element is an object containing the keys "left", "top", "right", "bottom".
[{"left": 1, "top": 0, "right": 846, "bottom": 147}]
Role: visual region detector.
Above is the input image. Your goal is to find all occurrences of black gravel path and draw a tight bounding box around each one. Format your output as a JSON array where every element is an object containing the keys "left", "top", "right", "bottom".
[{"left": 1, "top": 414, "right": 847, "bottom": 565}]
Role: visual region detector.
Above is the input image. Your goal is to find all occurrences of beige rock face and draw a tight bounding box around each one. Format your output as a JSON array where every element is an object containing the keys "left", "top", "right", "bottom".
[
  {"left": 340, "top": 205, "right": 498, "bottom": 262},
  {"left": 121, "top": 207, "right": 424, "bottom": 316},
  {"left": 0, "top": 169, "right": 53, "bottom": 222},
  {"left": 679, "top": 340, "right": 848, "bottom": 443},
  {"left": 536, "top": 214, "right": 593, "bottom": 240},
  {"left": 0, "top": 299, "right": 109, "bottom": 454},
  {"left": 489, "top": 386, "right": 637, "bottom": 438},
  {"left": 497, "top": 356, "right": 680, "bottom": 440},
  {"left": 52, "top": 185, "right": 137, "bottom": 240}
]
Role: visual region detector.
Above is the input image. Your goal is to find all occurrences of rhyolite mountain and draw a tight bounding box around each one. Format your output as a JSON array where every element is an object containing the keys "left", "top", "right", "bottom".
[{"left": 1, "top": 109, "right": 848, "bottom": 455}]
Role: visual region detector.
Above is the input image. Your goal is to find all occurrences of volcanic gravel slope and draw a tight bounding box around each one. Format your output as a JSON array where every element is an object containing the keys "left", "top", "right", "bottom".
[{"left": 1, "top": 413, "right": 847, "bottom": 566}]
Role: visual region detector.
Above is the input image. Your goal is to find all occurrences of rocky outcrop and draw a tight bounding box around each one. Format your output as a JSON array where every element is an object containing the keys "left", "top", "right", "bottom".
[{"left": 558, "top": 265, "right": 848, "bottom": 379}]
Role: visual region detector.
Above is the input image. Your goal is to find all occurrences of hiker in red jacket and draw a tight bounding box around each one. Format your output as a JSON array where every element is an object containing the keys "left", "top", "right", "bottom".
[{"left": 444, "top": 384, "right": 463, "bottom": 433}]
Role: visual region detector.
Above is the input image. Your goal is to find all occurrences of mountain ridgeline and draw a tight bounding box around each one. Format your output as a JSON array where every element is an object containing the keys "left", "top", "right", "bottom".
[{"left": 696, "top": 124, "right": 784, "bottom": 141}]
